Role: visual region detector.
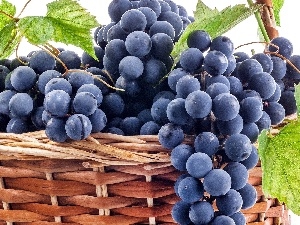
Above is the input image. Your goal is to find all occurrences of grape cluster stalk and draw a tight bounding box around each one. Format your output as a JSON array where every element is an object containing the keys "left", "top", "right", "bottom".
[{"left": 0, "top": 0, "right": 298, "bottom": 224}]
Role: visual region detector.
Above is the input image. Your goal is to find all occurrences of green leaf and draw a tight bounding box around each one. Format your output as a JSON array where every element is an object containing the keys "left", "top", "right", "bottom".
[
  {"left": 258, "top": 121, "right": 300, "bottom": 215},
  {"left": 273, "top": 0, "right": 284, "bottom": 26},
  {"left": 45, "top": 0, "right": 99, "bottom": 59},
  {"left": 295, "top": 84, "right": 300, "bottom": 116},
  {"left": 0, "top": 21, "right": 21, "bottom": 59},
  {"left": 18, "top": 16, "right": 54, "bottom": 45},
  {"left": 0, "top": 0, "right": 16, "bottom": 30},
  {"left": 171, "top": 2, "right": 261, "bottom": 61}
]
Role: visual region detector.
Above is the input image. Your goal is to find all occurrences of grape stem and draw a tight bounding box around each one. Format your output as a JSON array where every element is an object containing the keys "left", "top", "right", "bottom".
[
  {"left": 247, "top": 0, "right": 270, "bottom": 42},
  {"left": 16, "top": 0, "right": 32, "bottom": 18}
]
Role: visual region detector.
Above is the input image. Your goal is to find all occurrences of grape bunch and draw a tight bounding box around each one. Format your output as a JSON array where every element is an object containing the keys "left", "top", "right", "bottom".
[{"left": 0, "top": 0, "right": 299, "bottom": 224}]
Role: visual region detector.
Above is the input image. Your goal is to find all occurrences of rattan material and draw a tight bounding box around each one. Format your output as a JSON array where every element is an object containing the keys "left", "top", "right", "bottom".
[{"left": 0, "top": 132, "right": 291, "bottom": 225}]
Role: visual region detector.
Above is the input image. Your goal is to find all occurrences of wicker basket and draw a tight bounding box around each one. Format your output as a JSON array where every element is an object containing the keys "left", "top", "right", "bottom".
[{"left": 0, "top": 131, "right": 291, "bottom": 225}]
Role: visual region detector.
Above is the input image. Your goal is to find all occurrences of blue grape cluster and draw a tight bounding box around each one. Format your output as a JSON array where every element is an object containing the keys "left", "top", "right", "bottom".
[{"left": 0, "top": 0, "right": 299, "bottom": 224}]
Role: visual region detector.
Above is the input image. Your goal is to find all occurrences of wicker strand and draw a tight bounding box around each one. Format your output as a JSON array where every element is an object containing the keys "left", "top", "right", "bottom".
[
  {"left": 0, "top": 177, "right": 13, "bottom": 225},
  {"left": 146, "top": 175, "right": 156, "bottom": 225},
  {"left": 94, "top": 167, "right": 110, "bottom": 216},
  {"left": 46, "top": 172, "right": 62, "bottom": 223}
]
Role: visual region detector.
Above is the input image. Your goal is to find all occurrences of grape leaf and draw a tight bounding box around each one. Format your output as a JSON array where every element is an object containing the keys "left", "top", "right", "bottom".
[
  {"left": 295, "top": 84, "right": 300, "bottom": 116},
  {"left": 0, "top": 0, "right": 16, "bottom": 30},
  {"left": 18, "top": 16, "right": 54, "bottom": 45},
  {"left": 258, "top": 121, "right": 300, "bottom": 215},
  {"left": 0, "top": 21, "right": 21, "bottom": 59},
  {"left": 273, "top": 0, "right": 284, "bottom": 26},
  {"left": 171, "top": 2, "right": 261, "bottom": 61},
  {"left": 45, "top": 0, "right": 99, "bottom": 59}
]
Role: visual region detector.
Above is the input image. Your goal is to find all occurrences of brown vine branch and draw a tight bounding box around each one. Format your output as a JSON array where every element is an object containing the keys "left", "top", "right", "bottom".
[
  {"left": 256, "top": 0, "right": 279, "bottom": 40},
  {"left": 16, "top": 0, "right": 32, "bottom": 18}
]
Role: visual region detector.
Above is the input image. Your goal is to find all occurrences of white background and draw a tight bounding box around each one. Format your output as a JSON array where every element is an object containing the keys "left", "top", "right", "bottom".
[{"left": 6, "top": 0, "right": 300, "bottom": 224}]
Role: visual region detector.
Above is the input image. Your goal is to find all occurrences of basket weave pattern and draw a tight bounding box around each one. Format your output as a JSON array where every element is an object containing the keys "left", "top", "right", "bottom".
[{"left": 0, "top": 131, "right": 291, "bottom": 225}]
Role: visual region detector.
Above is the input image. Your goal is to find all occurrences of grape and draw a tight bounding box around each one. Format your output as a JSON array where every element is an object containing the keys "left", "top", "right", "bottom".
[
  {"left": 119, "top": 56, "right": 144, "bottom": 80},
  {"left": 216, "top": 189, "right": 243, "bottom": 216},
  {"left": 233, "top": 51, "right": 250, "bottom": 63},
  {"left": 187, "top": 30, "right": 211, "bottom": 52},
  {"left": 210, "top": 36, "right": 234, "bottom": 57},
  {"left": 42, "top": 110, "right": 51, "bottom": 125},
  {"left": 251, "top": 53, "right": 273, "bottom": 73},
  {"left": 171, "top": 200, "right": 192, "bottom": 225},
  {"left": 93, "top": 25, "right": 102, "bottom": 43},
  {"left": 93, "top": 74, "right": 110, "bottom": 96},
  {"left": 77, "top": 84, "right": 103, "bottom": 107},
  {"left": 149, "top": 21, "right": 175, "bottom": 40},
  {"left": 103, "top": 56, "right": 119, "bottom": 77},
  {"left": 0, "top": 65, "right": 10, "bottom": 92},
  {"left": 10, "top": 66, "right": 37, "bottom": 92},
  {"left": 120, "top": 9, "right": 147, "bottom": 32},
  {"left": 108, "top": 0, "right": 133, "bottom": 22},
  {"left": 10, "top": 56, "right": 29, "bottom": 71},
  {"left": 158, "top": 122, "right": 184, "bottom": 149},
  {"left": 81, "top": 46, "right": 105, "bottom": 69},
  {"left": 56, "top": 50, "right": 81, "bottom": 73},
  {"left": 6, "top": 117, "right": 29, "bottom": 134},
  {"left": 72, "top": 92, "right": 97, "bottom": 116},
  {"left": 239, "top": 97, "right": 263, "bottom": 123},
  {"left": 212, "top": 93, "right": 240, "bottom": 121},
  {"left": 151, "top": 98, "right": 170, "bottom": 124},
  {"left": 31, "top": 106, "right": 45, "bottom": 130},
  {"left": 237, "top": 59, "right": 263, "bottom": 83},
  {"left": 163, "top": 0, "right": 179, "bottom": 14},
  {"left": 104, "top": 39, "right": 128, "bottom": 62},
  {"left": 65, "top": 114, "right": 92, "bottom": 140},
  {"left": 119, "top": 116, "right": 142, "bottom": 135},
  {"left": 263, "top": 101, "right": 285, "bottom": 125},
  {"left": 37, "top": 70, "right": 62, "bottom": 94},
  {"left": 241, "top": 122, "right": 259, "bottom": 143},
  {"left": 138, "top": 0, "right": 161, "bottom": 17},
  {"left": 0, "top": 59, "right": 11, "bottom": 69},
  {"left": 255, "top": 111, "right": 271, "bottom": 132},
  {"left": 175, "top": 75, "right": 201, "bottom": 99},
  {"left": 137, "top": 6, "right": 157, "bottom": 30},
  {"left": 185, "top": 90, "right": 212, "bottom": 119},
  {"left": 266, "top": 83, "right": 281, "bottom": 102},
  {"left": 177, "top": 4, "right": 188, "bottom": 17},
  {"left": 211, "top": 215, "right": 236, "bottom": 225},
  {"left": 140, "top": 121, "right": 160, "bottom": 135},
  {"left": 278, "top": 90, "right": 297, "bottom": 116},
  {"left": 166, "top": 98, "right": 190, "bottom": 125},
  {"left": 203, "top": 169, "right": 231, "bottom": 196},
  {"left": 158, "top": 11, "right": 183, "bottom": 38},
  {"left": 248, "top": 72, "right": 276, "bottom": 100},
  {"left": 9, "top": 93, "right": 33, "bottom": 117},
  {"left": 137, "top": 109, "right": 152, "bottom": 124},
  {"left": 206, "top": 74, "right": 230, "bottom": 89},
  {"left": 194, "top": 132, "right": 219, "bottom": 156},
  {"left": 224, "top": 134, "right": 252, "bottom": 162},
  {"left": 101, "top": 93, "right": 125, "bottom": 117},
  {"left": 269, "top": 36, "right": 293, "bottom": 59},
  {"left": 102, "top": 22, "right": 117, "bottom": 42},
  {"left": 44, "top": 77, "right": 72, "bottom": 95},
  {"left": 186, "top": 152, "right": 212, "bottom": 178},
  {"left": 206, "top": 82, "right": 230, "bottom": 99},
  {"left": 286, "top": 55, "right": 300, "bottom": 79},
  {"left": 238, "top": 89, "right": 261, "bottom": 102},
  {"left": 45, "top": 117, "right": 68, "bottom": 142},
  {"left": 189, "top": 201, "right": 214, "bottom": 224},
  {"left": 67, "top": 70, "right": 94, "bottom": 90},
  {"left": 270, "top": 56, "right": 286, "bottom": 80},
  {"left": 87, "top": 108, "right": 107, "bottom": 133},
  {"left": 180, "top": 16, "right": 191, "bottom": 30},
  {"left": 142, "top": 58, "right": 167, "bottom": 84},
  {"left": 167, "top": 68, "right": 188, "bottom": 91},
  {"left": 29, "top": 50, "right": 56, "bottom": 74},
  {"left": 150, "top": 32, "right": 174, "bottom": 60},
  {"left": 203, "top": 50, "right": 228, "bottom": 76},
  {"left": 170, "top": 144, "right": 194, "bottom": 171},
  {"left": 179, "top": 48, "right": 204, "bottom": 73},
  {"left": 107, "top": 24, "right": 128, "bottom": 42},
  {"left": 230, "top": 211, "right": 246, "bottom": 225},
  {"left": 223, "top": 54, "right": 237, "bottom": 76},
  {"left": 125, "top": 31, "right": 152, "bottom": 57},
  {"left": 217, "top": 114, "right": 243, "bottom": 136},
  {"left": 237, "top": 183, "right": 257, "bottom": 209},
  {"left": 106, "top": 127, "right": 124, "bottom": 135},
  {"left": 44, "top": 90, "right": 71, "bottom": 117},
  {"left": 223, "top": 162, "right": 249, "bottom": 190},
  {"left": 177, "top": 176, "right": 204, "bottom": 203},
  {"left": 0, "top": 90, "right": 16, "bottom": 115},
  {"left": 240, "top": 145, "right": 259, "bottom": 170}
]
